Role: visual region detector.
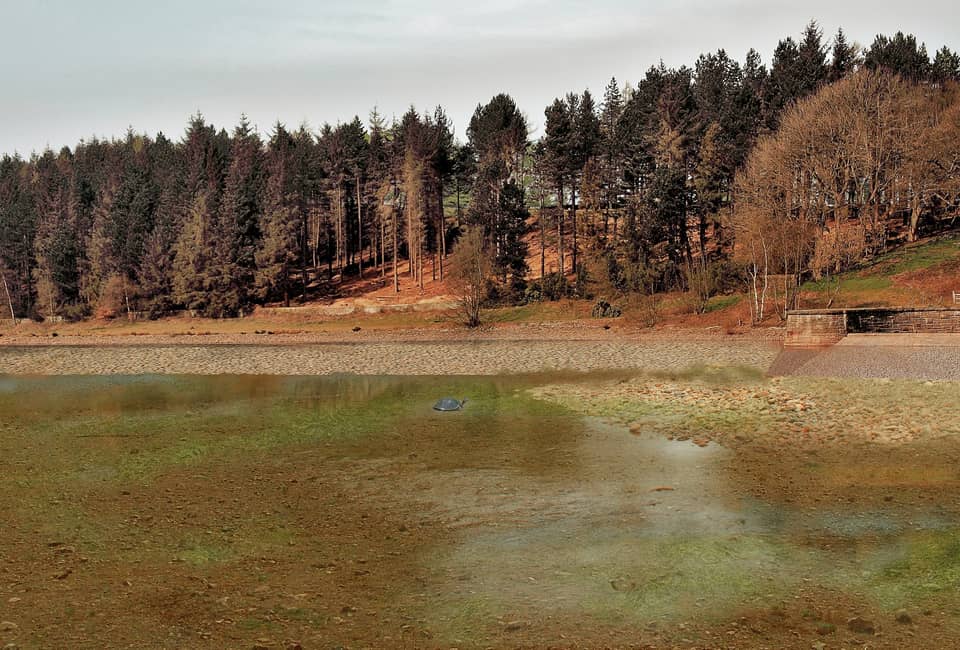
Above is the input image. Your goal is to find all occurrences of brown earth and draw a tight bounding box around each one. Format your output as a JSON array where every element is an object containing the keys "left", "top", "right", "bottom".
[
  {"left": 5, "top": 369, "right": 960, "bottom": 649},
  {"left": 4, "top": 336, "right": 960, "bottom": 649}
]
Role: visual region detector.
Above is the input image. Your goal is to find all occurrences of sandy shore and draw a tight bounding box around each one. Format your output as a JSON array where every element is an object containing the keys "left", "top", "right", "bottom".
[{"left": 0, "top": 339, "right": 780, "bottom": 375}]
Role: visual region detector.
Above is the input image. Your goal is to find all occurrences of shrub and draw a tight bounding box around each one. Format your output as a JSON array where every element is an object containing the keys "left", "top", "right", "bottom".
[
  {"left": 95, "top": 275, "right": 129, "bottom": 320},
  {"left": 605, "top": 252, "right": 627, "bottom": 293},
  {"left": 684, "top": 260, "right": 718, "bottom": 314},
  {"left": 523, "top": 282, "right": 543, "bottom": 304},
  {"left": 591, "top": 299, "right": 622, "bottom": 318},
  {"left": 540, "top": 272, "right": 570, "bottom": 301},
  {"left": 634, "top": 294, "right": 662, "bottom": 327}
]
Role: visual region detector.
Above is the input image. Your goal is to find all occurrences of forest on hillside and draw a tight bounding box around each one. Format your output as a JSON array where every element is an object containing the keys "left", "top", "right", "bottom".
[{"left": 0, "top": 23, "right": 958, "bottom": 323}]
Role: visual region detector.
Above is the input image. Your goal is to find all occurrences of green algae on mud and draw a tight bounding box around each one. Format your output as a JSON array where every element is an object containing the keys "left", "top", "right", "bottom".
[
  {"left": 5, "top": 369, "right": 960, "bottom": 647},
  {"left": 0, "top": 373, "right": 586, "bottom": 485},
  {"left": 866, "top": 528, "right": 960, "bottom": 608}
]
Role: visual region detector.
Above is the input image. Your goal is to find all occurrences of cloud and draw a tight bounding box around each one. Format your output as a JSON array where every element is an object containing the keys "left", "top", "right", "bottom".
[{"left": 0, "top": 0, "right": 957, "bottom": 154}]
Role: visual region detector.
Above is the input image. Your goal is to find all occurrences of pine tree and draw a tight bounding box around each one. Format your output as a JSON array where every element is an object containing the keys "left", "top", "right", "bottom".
[
  {"left": 210, "top": 116, "right": 263, "bottom": 315},
  {"left": 599, "top": 78, "right": 625, "bottom": 234},
  {"left": 32, "top": 150, "right": 85, "bottom": 319},
  {"left": 864, "top": 32, "right": 931, "bottom": 81},
  {"left": 256, "top": 123, "right": 300, "bottom": 306},
  {"left": 424, "top": 107, "right": 455, "bottom": 281},
  {"left": 172, "top": 192, "right": 211, "bottom": 312},
  {"left": 571, "top": 89, "right": 600, "bottom": 272},
  {"left": 931, "top": 46, "right": 960, "bottom": 84},
  {"left": 830, "top": 27, "right": 858, "bottom": 81},
  {"left": 542, "top": 97, "right": 574, "bottom": 273},
  {"left": 0, "top": 155, "right": 36, "bottom": 319},
  {"left": 798, "top": 21, "right": 828, "bottom": 89},
  {"left": 467, "top": 94, "right": 529, "bottom": 291},
  {"left": 365, "top": 109, "right": 391, "bottom": 277},
  {"left": 82, "top": 182, "right": 116, "bottom": 310},
  {"left": 762, "top": 24, "right": 829, "bottom": 131},
  {"left": 291, "top": 123, "right": 320, "bottom": 295},
  {"left": 139, "top": 228, "right": 174, "bottom": 317}
]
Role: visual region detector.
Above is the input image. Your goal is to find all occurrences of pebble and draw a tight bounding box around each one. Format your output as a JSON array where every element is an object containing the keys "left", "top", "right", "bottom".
[
  {"left": 847, "top": 616, "right": 875, "bottom": 634},
  {"left": 0, "top": 340, "right": 778, "bottom": 376}
]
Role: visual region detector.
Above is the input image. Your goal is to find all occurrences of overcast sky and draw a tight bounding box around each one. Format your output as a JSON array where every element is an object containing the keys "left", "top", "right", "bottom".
[{"left": 1, "top": 0, "right": 957, "bottom": 155}]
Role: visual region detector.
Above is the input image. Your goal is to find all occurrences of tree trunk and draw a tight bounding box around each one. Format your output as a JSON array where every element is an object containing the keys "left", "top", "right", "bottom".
[
  {"left": 539, "top": 189, "right": 546, "bottom": 279},
  {"left": 300, "top": 206, "right": 309, "bottom": 300},
  {"left": 455, "top": 177, "right": 462, "bottom": 227},
  {"left": 392, "top": 205, "right": 399, "bottom": 293},
  {"left": 571, "top": 195, "right": 578, "bottom": 275},
  {"left": 557, "top": 182, "right": 565, "bottom": 275},
  {"left": 908, "top": 195, "right": 922, "bottom": 242},
  {"left": 123, "top": 281, "right": 133, "bottom": 321},
  {"left": 418, "top": 212, "right": 424, "bottom": 291},
  {"left": 356, "top": 176, "right": 363, "bottom": 279},
  {"left": 1, "top": 265, "right": 16, "bottom": 325},
  {"left": 439, "top": 215, "right": 446, "bottom": 281},
  {"left": 698, "top": 213, "right": 708, "bottom": 259},
  {"left": 407, "top": 195, "right": 415, "bottom": 278},
  {"left": 336, "top": 186, "right": 344, "bottom": 277},
  {"left": 438, "top": 187, "right": 445, "bottom": 281},
  {"left": 312, "top": 207, "right": 320, "bottom": 271}
]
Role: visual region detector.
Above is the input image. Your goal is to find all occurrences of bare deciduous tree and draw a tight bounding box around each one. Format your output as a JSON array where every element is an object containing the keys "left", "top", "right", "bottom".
[
  {"left": 734, "top": 69, "right": 960, "bottom": 319},
  {"left": 449, "top": 228, "right": 490, "bottom": 328}
]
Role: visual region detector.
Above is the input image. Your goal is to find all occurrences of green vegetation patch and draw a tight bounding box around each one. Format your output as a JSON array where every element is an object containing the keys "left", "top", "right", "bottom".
[
  {"left": 428, "top": 527, "right": 810, "bottom": 641},
  {"left": 704, "top": 294, "right": 742, "bottom": 313},
  {"left": 803, "top": 234, "right": 960, "bottom": 295},
  {"left": 876, "top": 236, "right": 960, "bottom": 276},
  {"left": 866, "top": 529, "right": 960, "bottom": 609}
]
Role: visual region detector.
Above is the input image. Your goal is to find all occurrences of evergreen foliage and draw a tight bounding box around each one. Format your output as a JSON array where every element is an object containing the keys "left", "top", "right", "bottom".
[{"left": 0, "top": 23, "right": 956, "bottom": 321}]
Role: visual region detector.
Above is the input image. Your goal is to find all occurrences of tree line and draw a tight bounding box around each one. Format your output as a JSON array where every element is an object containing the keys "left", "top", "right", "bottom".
[{"left": 1, "top": 23, "right": 958, "bottom": 322}]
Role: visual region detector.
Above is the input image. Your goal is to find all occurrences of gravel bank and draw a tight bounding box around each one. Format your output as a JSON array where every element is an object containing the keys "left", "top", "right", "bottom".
[
  {"left": 0, "top": 340, "right": 779, "bottom": 376},
  {"left": 788, "top": 343, "right": 960, "bottom": 381},
  {"left": 0, "top": 322, "right": 786, "bottom": 346}
]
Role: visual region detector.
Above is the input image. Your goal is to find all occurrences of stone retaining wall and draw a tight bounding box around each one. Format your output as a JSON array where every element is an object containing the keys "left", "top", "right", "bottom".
[
  {"left": 786, "top": 307, "right": 960, "bottom": 346},
  {"left": 847, "top": 308, "right": 960, "bottom": 334},
  {"left": 785, "top": 311, "right": 848, "bottom": 346}
]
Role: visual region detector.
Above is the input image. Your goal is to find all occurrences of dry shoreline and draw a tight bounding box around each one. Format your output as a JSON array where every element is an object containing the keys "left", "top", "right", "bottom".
[
  {"left": 0, "top": 338, "right": 782, "bottom": 375},
  {"left": 0, "top": 320, "right": 785, "bottom": 347},
  {"left": 3, "top": 324, "right": 958, "bottom": 378},
  {"left": 0, "top": 321, "right": 789, "bottom": 375}
]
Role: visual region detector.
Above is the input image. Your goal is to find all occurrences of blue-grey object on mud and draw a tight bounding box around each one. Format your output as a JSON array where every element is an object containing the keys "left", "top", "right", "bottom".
[{"left": 433, "top": 397, "right": 465, "bottom": 411}]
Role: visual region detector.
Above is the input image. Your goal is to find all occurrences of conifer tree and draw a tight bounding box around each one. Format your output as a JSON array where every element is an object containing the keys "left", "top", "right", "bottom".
[
  {"left": 830, "top": 28, "right": 858, "bottom": 81},
  {"left": 467, "top": 94, "right": 529, "bottom": 288},
  {"left": 209, "top": 116, "right": 263, "bottom": 315},
  {"left": 256, "top": 123, "right": 300, "bottom": 305},
  {"left": 864, "top": 32, "right": 931, "bottom": 80},
  {"left": 599, "top": 78, "right": 625, "bottom": 234},
  {"left": 172, "top": 192, "right": 211, "bottom": 312},
  {"left": 931, "top": 46, "right": 960, "bottom": 84},
  {"left": 542, "top": 97, "right": 574, "bottom": 273}
]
